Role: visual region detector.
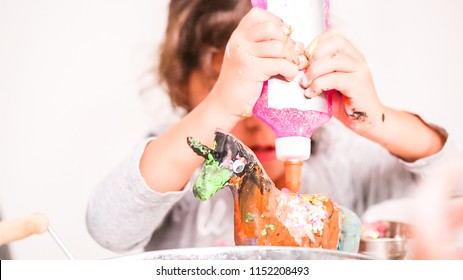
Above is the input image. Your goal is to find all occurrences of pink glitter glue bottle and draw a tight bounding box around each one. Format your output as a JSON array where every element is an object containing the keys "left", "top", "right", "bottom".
[{"left": 251, "top": 0, "right": 332, "bottom": 192}]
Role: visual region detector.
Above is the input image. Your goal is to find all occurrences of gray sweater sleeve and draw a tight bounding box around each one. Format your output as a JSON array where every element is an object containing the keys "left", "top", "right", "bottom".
[
  {"left": 398, "top": 124, "right": 457, "bottom": 175},
  {"left": 86, "top": 137, "right": 192, "bottom": 252}
]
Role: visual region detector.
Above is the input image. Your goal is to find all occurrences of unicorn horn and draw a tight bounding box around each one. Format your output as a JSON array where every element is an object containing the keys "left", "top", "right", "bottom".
[{"left": 187, "top": 137, "right": 215, "bottom": 159}]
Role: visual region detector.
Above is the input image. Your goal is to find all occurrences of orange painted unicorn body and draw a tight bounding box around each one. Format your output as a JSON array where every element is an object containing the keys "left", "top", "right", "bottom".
[{"left": 188, "top": 130, "right": 360, "bottom": 252}]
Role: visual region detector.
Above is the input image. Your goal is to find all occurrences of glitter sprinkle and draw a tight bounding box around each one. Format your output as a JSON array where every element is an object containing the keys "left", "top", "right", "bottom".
[
  {"left": 245, "top": 212, "right": 256, "bottom": 223},
  {"left": 275, "top": 192, "right": 329, "bottom": 245},
  {"left": 265, "top": 224, "right": 276, "bottom": 231}
]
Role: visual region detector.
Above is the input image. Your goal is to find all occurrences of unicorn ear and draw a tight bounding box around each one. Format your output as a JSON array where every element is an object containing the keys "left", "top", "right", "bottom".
[{"left": 187, "top": 137, "right": 215, "bottom": 159}]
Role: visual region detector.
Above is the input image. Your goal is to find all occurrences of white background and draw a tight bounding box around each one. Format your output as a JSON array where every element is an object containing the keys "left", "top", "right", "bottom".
[{"left": 0, "top": 0, "right": 462, "bottom": 259}]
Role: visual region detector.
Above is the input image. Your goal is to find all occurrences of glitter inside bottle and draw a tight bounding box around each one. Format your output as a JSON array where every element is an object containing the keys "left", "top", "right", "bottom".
[{"left": 252, "top": 0, "right": 332, "bottom": 192}]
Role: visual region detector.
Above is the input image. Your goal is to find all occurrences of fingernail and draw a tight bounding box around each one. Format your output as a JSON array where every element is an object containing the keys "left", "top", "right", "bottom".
[
  {"left": 281, "top": 23, "right": 293, "bottom": 36},
  {"left": 299, "top": 76, "right": 308, "bottom": 88},
  {"left": 304, "top": 89, "right": 314, "bottom": 99},
  {"left": 298, "top": 55, "right": 308, "bottom": 70},
  {"left": 294, "top": 41, "right": 304, "bottom": 55}
]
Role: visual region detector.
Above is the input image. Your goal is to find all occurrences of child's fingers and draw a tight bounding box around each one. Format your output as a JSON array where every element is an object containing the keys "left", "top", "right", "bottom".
[
  {"left": 248, "top": 39, "right": 304, "bottom": 65},
  {"left": 246, "top": 21, "right": 289, "bottom": 43},
  {"left": 301, "top": 52, "right": 361, "bottom": 88},
  {"left": 239, "top": 7, "right": 286, "bottom": 30},
  {"left": 225, "top": 34, "right": 302, "bottom": 82},
  {"left": 308, "top": 31, "right": 364, "bottom": 62},
  {"left": 257, "top": 58, "right": 300, "bottom": 82},
  {"left": 302, "top": 71, "right": 356, "bottom": 99}
]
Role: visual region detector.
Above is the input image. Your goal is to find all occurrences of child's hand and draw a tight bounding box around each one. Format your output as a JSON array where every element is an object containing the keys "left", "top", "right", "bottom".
[
  {"left": 300, "top": 31, "right": 384, "bottom": 133},
  {"left": 209, "top": 7, "right": 306, "bottom": 120}
]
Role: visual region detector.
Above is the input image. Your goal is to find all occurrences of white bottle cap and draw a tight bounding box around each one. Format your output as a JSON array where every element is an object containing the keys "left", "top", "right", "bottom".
[{"left": 275, "top": 136, "right": 311, "bottom": 161}]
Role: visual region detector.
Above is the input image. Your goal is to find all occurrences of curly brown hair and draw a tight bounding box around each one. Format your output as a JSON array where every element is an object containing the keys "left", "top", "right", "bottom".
[{"left": 157, "top": 0, "right": 252, "bottom": 111}]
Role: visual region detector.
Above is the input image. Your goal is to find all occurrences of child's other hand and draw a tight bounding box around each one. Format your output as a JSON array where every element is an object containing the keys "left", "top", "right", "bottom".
[
  {"left": 210, "top": 7, "right": 305, "bottom": 120},
  {"left": 300, "top": 31, "right": 384, "bottom": 133}
]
